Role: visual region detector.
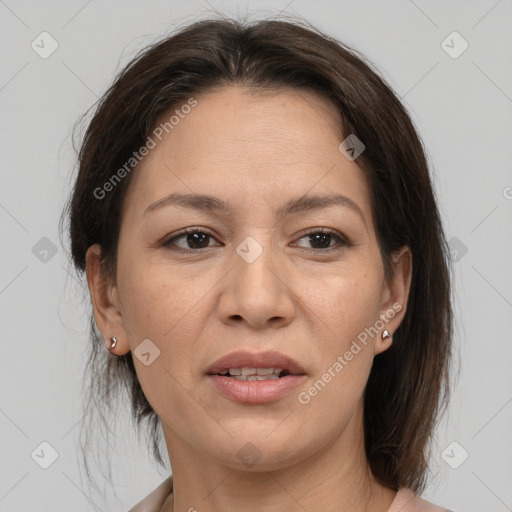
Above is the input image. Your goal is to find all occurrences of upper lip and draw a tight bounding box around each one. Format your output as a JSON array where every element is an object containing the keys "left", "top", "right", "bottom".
[{"left": 207, "top": 350, "right": 306, "bottom": 375}]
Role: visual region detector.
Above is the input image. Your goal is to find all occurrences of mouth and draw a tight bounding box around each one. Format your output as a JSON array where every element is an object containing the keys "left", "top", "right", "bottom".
[
  {"left": 210, "top": 367, "right": 293, "bottom": 381},
  {"left": 206, "top": 350, "right": 307, "bottom": 404},
  {"left": 206, "top": 350, "right": 306, "bottom": 379}
]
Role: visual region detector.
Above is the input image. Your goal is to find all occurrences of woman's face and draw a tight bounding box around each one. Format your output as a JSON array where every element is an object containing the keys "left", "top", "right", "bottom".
[{"left": 88, "top": 86, "right": 411, "bottom": 471}]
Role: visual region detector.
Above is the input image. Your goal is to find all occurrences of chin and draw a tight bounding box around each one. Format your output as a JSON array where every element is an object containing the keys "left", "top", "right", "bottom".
[{"left": 198, "top": 421, "right": 318, "bottom": 471}]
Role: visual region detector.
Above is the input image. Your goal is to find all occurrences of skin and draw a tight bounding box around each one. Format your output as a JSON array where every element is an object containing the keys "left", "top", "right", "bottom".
[{"left": 86, "top": 86, "right": 412, "bottom": 512}]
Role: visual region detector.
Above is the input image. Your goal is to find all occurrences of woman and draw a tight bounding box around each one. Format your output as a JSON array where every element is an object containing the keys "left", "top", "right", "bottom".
[{"left": 62, "top": 16, "right": 454, "bottom": 512}]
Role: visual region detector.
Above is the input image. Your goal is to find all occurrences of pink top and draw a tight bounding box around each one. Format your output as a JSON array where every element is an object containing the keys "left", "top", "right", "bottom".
[{"left": 129, "top": 477, "right": 453, "bottom": 511}]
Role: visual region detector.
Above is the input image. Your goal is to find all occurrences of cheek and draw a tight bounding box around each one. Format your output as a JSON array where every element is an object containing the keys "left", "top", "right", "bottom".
[
  {"left": 297, "top": 271, "right": 382, "bottom": 400},
  {"left": 118, "top": 252, "right": 222, "bottom": 348},
  {"left": 123, "top": 276, "right": 208, "bottom": 425},
  {"left": 118, "top": 255, "right": 209, "bottom": 341},
  {"left": 305, "top": 269, "right": 383, "bottom": 343}
]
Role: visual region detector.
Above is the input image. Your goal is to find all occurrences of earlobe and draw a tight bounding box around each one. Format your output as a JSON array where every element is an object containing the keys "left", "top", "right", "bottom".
[
  {"left": 376, "top": 246, "right": 412, "bottom": 354},
  {"left": 85, "top": 244, "right": 130, "bottom": 355}
]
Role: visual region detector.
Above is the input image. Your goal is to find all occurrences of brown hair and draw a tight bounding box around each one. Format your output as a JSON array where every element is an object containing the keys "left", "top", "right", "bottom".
[{"left": 60, "top": 16, "right": 452, "bottom": 494}]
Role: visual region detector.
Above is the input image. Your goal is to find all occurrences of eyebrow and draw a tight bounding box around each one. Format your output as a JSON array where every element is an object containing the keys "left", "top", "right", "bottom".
[{"left": 144, "top": 192, "right": 366, "bottom": 226}]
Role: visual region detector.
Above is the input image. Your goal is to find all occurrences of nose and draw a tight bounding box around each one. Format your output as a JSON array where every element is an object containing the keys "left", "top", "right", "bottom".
[{"left": 217, "top": 236, "right": 295, "bottom": 330}]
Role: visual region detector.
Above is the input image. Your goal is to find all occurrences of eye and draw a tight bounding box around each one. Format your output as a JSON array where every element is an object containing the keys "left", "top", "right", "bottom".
[
  {"left": 292, "top": 228, "right": 350, "bottom": 253},
  {"left": 161, "top": 228, "right": 221, "bottom": 252},
  {"left": 161, "top": 227, "right": 351, "bottom": 254}
]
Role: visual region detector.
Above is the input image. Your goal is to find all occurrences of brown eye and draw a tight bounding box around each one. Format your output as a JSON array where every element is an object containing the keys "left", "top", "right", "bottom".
[
  {"left": 293, "top": 229, "right": 350, "bottom": 253},
  {"left": 162, "top": 228, "right": 220, "bottom": 251}
]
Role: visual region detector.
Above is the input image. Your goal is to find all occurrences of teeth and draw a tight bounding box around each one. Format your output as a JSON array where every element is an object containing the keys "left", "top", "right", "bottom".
[
  {"left": 256, "top": 368, "right": 274, "bottom": 375},
  {"left": 230, "top": 367, "right": 281, "bottom": 376},
  {"left": 232, "top": 375, "right": 280, "bottom": 381},
  {"left": 221, "top": 367, "right": 285, "bottom": 379}
]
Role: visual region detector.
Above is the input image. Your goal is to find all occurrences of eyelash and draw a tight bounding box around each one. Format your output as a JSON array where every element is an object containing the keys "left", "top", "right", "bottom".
[{"left": 161, "top": 227, "right": 351, "bottom": 254}]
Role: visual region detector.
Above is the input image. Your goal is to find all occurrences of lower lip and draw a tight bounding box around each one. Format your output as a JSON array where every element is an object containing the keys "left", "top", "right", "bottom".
[{"left": 208, "top": 374, "right": 306, "bottom": 404}]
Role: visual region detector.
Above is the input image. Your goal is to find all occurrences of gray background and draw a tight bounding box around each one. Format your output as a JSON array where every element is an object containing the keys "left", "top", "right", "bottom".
[{"left": 1, "top": 0, "right": 511, "bottom": 510}]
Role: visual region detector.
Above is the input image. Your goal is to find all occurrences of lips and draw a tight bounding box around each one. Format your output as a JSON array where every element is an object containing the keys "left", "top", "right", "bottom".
[
  {"left": 207, "top": 350, "right": 306, "bottom": 376},
  {"left": 206, "top": 350, "right": 307, "bottom": 404}
]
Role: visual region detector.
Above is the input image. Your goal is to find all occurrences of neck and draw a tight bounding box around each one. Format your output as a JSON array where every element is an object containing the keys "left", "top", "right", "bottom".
[{"left": 161, "top": 404, "right": 396, "bottom": 512}]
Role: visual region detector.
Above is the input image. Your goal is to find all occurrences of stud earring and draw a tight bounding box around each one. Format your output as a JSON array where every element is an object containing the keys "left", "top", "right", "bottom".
[
  {"left": 109, "top": 336, "right": 118, "bottom": 351},
  {"left": 382, "top": 330, "right": 392, "bottom": 342}
]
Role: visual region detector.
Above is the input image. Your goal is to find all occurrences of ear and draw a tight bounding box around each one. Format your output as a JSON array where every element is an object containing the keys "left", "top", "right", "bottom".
[
  {"left": 85, "top": 244, "right": 131, "bottom": 355},
  {"left": 374, "top": 246, "right": 412, "bottom": 355}
]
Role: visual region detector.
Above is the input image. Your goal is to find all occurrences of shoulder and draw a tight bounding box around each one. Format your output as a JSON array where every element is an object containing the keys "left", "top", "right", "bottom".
[
  {"left": 128, "top": 476, "right": 173, "bottom": 512},
  {"left": 128, "top": 480, "right": 455, "bottom": 512},
  {"left": 389, "top": 488, "right": 454, "bottom": 512}
]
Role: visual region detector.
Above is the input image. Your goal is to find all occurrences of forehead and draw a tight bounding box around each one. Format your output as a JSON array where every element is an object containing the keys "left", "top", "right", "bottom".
[{"left": 124, "top": 86, "right": 372, "bottom": 222}]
